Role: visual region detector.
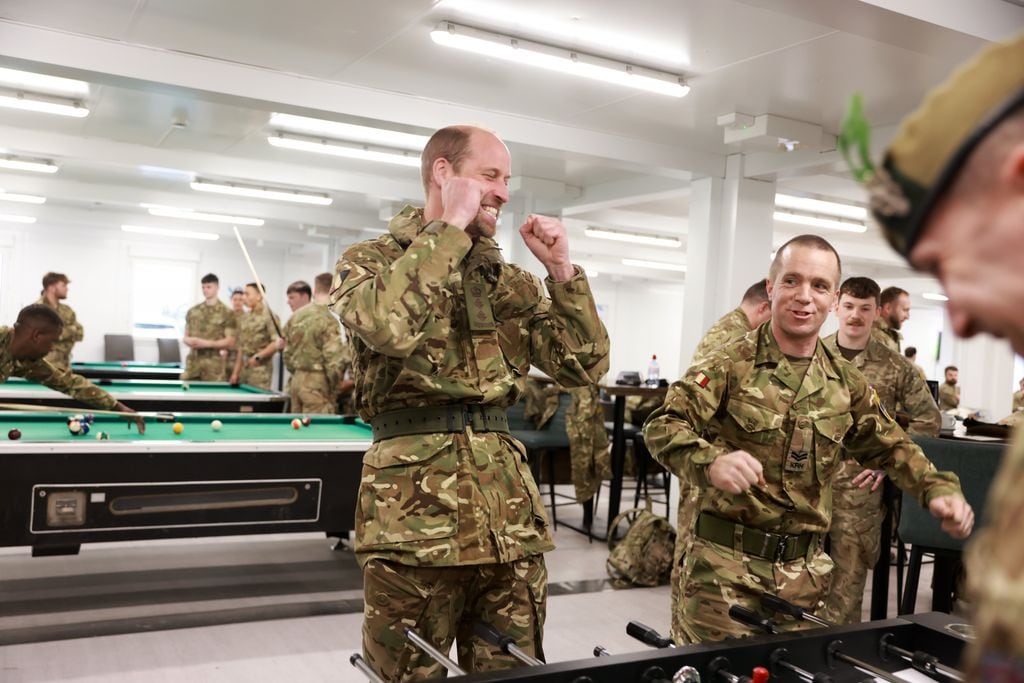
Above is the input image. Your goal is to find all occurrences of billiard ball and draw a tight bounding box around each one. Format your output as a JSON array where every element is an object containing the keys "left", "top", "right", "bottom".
[
  {"left": 172, "top": 422, "right": 184, "bottom": 434},
  {"left": 290, "top": 418, "right": 302, "bottom": 430},
  {"left": 301, "top": 416, "right": 312, "bottom": 427},
  {"left": 79, "top": 423, "right": 90, "bottom": 436},
  {"left": 210, "top": 419, "right": 223, "bottom": 431},
  {"left": 8, "top": 429, "right": 20, "bottom": 440},
  {"left": 83, "top": 414, "right": 94, "bottom": 424},
  {"left": 95, "top": 431, "right": 109, "bottom": 440},
  {"left": 68, "top": 420, "right": 82, "bottom": 435}
]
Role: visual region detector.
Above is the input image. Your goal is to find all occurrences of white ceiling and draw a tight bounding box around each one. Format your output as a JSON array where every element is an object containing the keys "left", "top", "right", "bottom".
[{"left": 0, "top": 0, "right": 1020, "bottom": 292}]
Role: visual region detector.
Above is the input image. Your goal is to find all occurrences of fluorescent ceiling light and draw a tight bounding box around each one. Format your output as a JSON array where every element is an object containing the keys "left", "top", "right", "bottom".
[
  {"left": 0, "top": 89, "right": 89, "bottom": 118},
  {"left": 622, "top": 258, "right": 687, "bottom": 272},
  {"left": 922, "top": 292, "right": 949, "bottom": 302},
  {"left": 0, "top": 190, "right": 45, "bottom": 204},
  {"left": 0, "top": 155, "right": 59, "bottom": 174},
  {"left": 0, "top": 67, "right": 90, "bottom": 97},
  {"left": 190, "top": 179, "right": 332, "bottom": 206},
  {"left": 584, "top": 226, "right": 680, "bottom": 247},
  {"left": 142, "top": 204, "right": 264, "bottom": 226},
  {"left": 773, "top": 210, "right": 867, "bottom": 233},
  {"left": 775, "top": 194, "right": 867, "bottom": 220},
  {"left": 0, "top": 213, "right": 35, "bottom": 224},
  {"left": 121, "top": 225, "right": 219, "bottom": 241},
  {"left": 269, "top": 114, "right": 429, "bottom": 150},
  {"left": 268, "top": 133, "right": 421, "bottom": 168},
  {"left": 430, "top": 22, "right": 689, "bottom": 98}
]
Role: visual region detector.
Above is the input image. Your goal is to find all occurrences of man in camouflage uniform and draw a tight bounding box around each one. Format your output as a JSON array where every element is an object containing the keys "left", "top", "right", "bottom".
[
  {"left": 1, "top": 305, "right": 144, "bottom": 432},
  {"left": 224, "top": 289, "right": 246, "bottom": 374},
  {"left": 229, "top": 283, "right": 280, "bottom": 389},
  {"left": 643, "top": 234, "right": 972, "bottom": 644},
  {"left": 904, "top": 346, "right": 929, "bottom": 381},
  {"left": 181, "top": 273, "right": 236, "bottom": 381},
  {"left": 35, "top": 272, "right": 83, "bottom": 369},
  {"left": 331, "top": 125, "right": 609, "bottom": 681},
  {"left": 871, "top": 286, "right": 910, "bottom": 353},
  {"left": 821, "top": 276, "right": 941, "bottom": 624},
  {"left": 939, "top": 366, "right": 961, "bottom": 411},
  {"left": 279, "top": 277, "right": 348, "bottom": 414},
  {"left": 848, "top": 33, "right": 1022, "bottom": 681},
  {"left": 1014, "top": 378, "right": 1024, "bottom": 413}
]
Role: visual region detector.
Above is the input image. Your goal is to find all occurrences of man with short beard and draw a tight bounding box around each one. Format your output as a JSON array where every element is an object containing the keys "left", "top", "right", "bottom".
[{"left": 872, "top": 286, "right": 910, "bottom": 353}]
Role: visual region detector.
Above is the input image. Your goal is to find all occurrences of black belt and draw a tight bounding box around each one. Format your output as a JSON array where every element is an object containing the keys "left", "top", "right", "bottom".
[
  {"left": 370, "top": 404, "right": 509, "bottom": 442},
  {"left": 695, "top": 513, "right": 817, "bottom": 563}
]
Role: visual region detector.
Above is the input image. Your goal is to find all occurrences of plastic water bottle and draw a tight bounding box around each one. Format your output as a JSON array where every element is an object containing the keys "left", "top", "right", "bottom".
[{"left": 647, "top": 354, "right": 660, "bottom": 386}]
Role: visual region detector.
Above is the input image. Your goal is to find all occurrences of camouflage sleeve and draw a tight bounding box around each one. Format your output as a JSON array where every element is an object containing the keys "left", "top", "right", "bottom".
[
  {"left": 528, "top": 268, "right": 610, "bottom": 387},
  {"left": 19, "top": 360, "right": 118, "bottom": 410},
  {"left": 898, "top": 357, "right": 941, "bottom": 437},
  {"left": 843, "top": 369, "right": 961, "bottom": 506},
  {"left": 642, "top": 353, "right": 733, "bottom": 484},
  {"left": 321, "top": 315, "right": 345, "bottom": 388},
  {"left": 266, "top": 311, "right": 281, "bottom": 339},
  {"left": 223, "top": 316, "right": 237, "bottom": 341},
  {"left": 68, "top": 309, "right": 84, "bottom": 342},
  {"left": 282, "top": 318, "right": 295, "bottom": 372},
  {"left": 332, "top": 221, "right": 472, "bottom": 357}
]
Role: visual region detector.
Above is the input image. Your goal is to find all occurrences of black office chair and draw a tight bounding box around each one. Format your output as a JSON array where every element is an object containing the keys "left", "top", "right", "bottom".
[
  {"left": 103, "top": 334, "right": 135, "bottom": 362},
  {"left": 157, "top": 337, "right": 182, "bottom": 364}
]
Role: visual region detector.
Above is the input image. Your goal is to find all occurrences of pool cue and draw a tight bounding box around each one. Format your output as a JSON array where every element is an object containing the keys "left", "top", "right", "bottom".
[
  {"left": 232, "top": 225, "right": 283, "bottom": 339},
  {"left": 0, "top": 403, "right": 176, "bottom": 421}
]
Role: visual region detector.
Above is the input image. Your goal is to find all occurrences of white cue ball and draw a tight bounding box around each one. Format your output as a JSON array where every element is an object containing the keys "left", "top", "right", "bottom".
[{"left": 210, "top": 419, "right": 223, "bottom": 431}]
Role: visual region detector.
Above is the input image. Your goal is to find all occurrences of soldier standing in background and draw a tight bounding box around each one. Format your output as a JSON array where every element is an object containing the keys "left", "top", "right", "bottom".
[
  {"left": 181, "top": 273, "right": 236, "bottom": 382},
  {"left": 904, "top": 346, "right": 929, "bottom": 381},
  {"left": 35, "top": 272, "right": 82, "bottom": 369},
  {"left": 871, "top": 286, "right": 910, "bottom": 352},
  {"left": 939, "top": 366, "right": 961, "bottom": 411},
  {"left": 224, "top": 288, "right": 246, "bottom": 372},
  {"left": 691, "top": 280, "right": 772, "bottom": 364},
  {"left": 821, "top": 276, "right": 940, "bottom": 624},
  {"left": 230, "top": 283, "right": 279, "bottom": 389},
  {"left": 279, "top": 277, "right": 348, "bottom": 414},
  {"left": 332, "top": 124, "right": 609, "bottom": 681},
  {"left": 643, "top": 234, "right": 972, "bottom": 644}
]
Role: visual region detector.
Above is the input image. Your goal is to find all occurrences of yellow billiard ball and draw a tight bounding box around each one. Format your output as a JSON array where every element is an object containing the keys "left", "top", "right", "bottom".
[{"left": 172, "top": 422, "right": 184, "bottom": 434}]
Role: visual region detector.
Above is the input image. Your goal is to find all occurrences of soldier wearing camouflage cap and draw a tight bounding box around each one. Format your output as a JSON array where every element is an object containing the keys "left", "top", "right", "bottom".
[
  {"left": 331, "top": 124, "right": 609, "bottom": 681},
  {"left": 181, "top": 273, "right": 237, "bottom": 381},
  {"left": 821, "top": 276, "right": 940, "bottom": 625},
  {"left": 643, "top": 234, "right": 972, "bottom": 644},
  {"left": 35, "top": 272, "right": 83, "bottom": 370},
  {"left": 846, "top": 33, "right": 1024, "bottom": 681}
]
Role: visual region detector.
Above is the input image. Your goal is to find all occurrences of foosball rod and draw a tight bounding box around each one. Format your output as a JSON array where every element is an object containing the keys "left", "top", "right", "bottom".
[
  {"left": 349, "top": 654, "right": 385, "bottom": 683},
  {"left": 826, "top": 640, "right": 905, "bottom": 683},
  {"left": 403, "top": 627, "right": 466, "bottom": 676},
  {"left": 473, "top": 622, "right": 544, "bottom": 667},
  {"left": 760, "top": 593, "right": 832, "bottom": 627},
  {"left": 767, "top": 647, "right": 836, "bottom": 683},
  {"left": 626, "top": 621, "right": 676, "bottom": 648},
  {"left": 879, "top": 633, "right": 965, "bottom": 681}
]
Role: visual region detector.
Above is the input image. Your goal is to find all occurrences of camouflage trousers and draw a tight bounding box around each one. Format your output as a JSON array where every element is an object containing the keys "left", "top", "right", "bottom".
[
  {"left": 669, "top": 482, "right": 701, "bottom": 642},
  {"left": 672, "top": 535, "right": 832, "bottom": 644},
  {"left": 823, "top": 459, "right": 884, "bottom": 624},
  {"left": 362, "top": 556, "right": 546, "bottom": 682},
  {"left": 288, "top": 370, "right": 336, "bottom": 414},
  {"left": 181, "top": 350, "right": 227, "bottom": 381},
  {"left": 239, "top": 362, "right": 272, "bottom": 389}
]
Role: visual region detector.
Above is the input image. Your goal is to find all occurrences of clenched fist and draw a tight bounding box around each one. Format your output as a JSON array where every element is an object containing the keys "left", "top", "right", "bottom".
[
  {"left": 708, "top": 450, "right": 765, "bottom": 494},
  {"left": 519, "top": 214, "right": 574, "bottom": 281}
]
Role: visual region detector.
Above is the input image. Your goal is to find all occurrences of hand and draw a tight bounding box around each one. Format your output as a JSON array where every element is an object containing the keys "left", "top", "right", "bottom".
[
  {"left": 708, "top": 450, "right": 765, "bottom": 494},
  {"left": 247, "top": 357, "right": 260, "bottom": 368},
  {"left": 182, "top": 336, "right": 196, "bottom": 348},
  {"left": 275, "top": 338, "right": 286, "bottom": 350},
  {"left": 519, "top": 214, "right": 573, "bottom": 281},
  {"left": 115, "top": 402, "right": 145, "bottom": 435},
  {"left": 193, "top": 338, "right": 207, "bottom": 349},
  {"left": 338, "top": 378, "right": 355, "bottom": 397},
  {"left": 928, "top": 495, "right": 974, "bottom": 539},
  {"left": 440, "top": 176, "right": 486, "bottom": 229},
  {"left": 852, "top": 468, "right": 886, "bottom": 492},
  {"left": 229, "top": 372, "right": 239, "bottom": 384}
]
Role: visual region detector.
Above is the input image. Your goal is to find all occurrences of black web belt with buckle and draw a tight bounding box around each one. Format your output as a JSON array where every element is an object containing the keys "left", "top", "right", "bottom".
[
  {"left": 370, "top": 404, "right": 509, "bottom": 442},
  {"left": 695, "top": 512, "right": 816, "bottom": 563}
]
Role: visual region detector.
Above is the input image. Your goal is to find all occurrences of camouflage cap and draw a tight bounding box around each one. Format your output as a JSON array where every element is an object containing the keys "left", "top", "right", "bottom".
[{"left": 866, "top": 33, "right": 1024, "bottom": 257}]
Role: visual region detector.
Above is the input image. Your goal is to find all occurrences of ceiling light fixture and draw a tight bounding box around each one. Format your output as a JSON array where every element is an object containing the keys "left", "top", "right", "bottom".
[
  {"left": 0, "top": 190, "right": 45, "bottom": 204},
  {"left": 268, "top": 114, "right": 429, "bottom": 150},
  {"left": 0, "top": 213, "right": 35, "bottom": 224},
  {"left": 584, "top": 226, "right": 681, "bottom": 248},
  {"left": 268, "top": 133, "right": 421, "bottom": 168},
  {"left": 775, "top": 194, "right": 867, "bottom": 221},
  {"left": 0, "top": 154, "right": 59, "bottom": 174},
  {"left": 0, "top": 67, "right": 90, "bottom": 97},
  {"left": 621, "top": 258, "right": 687, "bottom": 272},
  {"left": 0, "top": 89, "right": 89, "bottom": 118},
  {"left": 430, "top": 21, "right": 689, "bottom": 98},
  {"left": 141, "top": 204, "right": 264, "bottom": 226},
  {"left": 121, "top": 225, "right": 219, "bottom": 241},
  {"left": 190, "top": 179, "right": 332, "bottom": 206},
  {"left": 773, "top": 210, "right": 867, "bottom": 234},
  {"left": 922, "top": 292, "right": 949, "bottom": 302}
]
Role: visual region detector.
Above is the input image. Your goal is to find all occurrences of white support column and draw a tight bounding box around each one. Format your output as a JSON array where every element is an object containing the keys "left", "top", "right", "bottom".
[{"left": 679, "top": 175, "right": 725, "bottom": 366}]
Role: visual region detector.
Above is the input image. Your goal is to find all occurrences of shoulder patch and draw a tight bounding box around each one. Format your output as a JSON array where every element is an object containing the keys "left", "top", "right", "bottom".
[{"left": 694, "top": 371, "right": 711, "bottom": 388}]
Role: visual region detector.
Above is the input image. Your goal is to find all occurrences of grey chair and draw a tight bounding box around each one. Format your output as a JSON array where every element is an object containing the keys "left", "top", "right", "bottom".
[
  {"left": 103, "top": 334, "right": 135, "bottom": 361},
  {"left": 157, "top": 338, "right": 182, "bottom": 363}
]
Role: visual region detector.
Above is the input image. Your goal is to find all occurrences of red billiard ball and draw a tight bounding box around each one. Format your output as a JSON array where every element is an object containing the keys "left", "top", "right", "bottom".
[
  {"left": 290, "top": 418, "right": 302, "bottom": 430},
  {"left": 8, "top": 429, "right": 21, "bottom": 440},
  {"left": 301, "top": 417, "right": 312, "bottom": 427}
]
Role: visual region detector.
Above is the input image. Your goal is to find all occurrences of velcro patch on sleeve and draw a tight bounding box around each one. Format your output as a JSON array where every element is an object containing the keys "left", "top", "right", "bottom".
[{"left": 695, "top": 371, "right": 710, "bottom": 388}]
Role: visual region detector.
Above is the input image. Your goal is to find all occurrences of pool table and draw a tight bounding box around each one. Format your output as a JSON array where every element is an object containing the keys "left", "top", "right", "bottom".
[
  {"left": 0, "top": 377, "right": 287, "bottom": 413},
  {"left": 71, "top": 361, "right": 183, "bottom": 381},
  {"left": 0, "top": 412, "right": 372, "bottom": 555}
]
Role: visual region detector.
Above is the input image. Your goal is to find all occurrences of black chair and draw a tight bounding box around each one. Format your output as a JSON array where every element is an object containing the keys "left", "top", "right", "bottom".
[
  {"left": 103, "top": 334, "right": 135, "bottom": 362},
  {"left": 508, "top": 394, "right": 575, "bottom": 529},
  {"left": 898, "top": 436, "right": 1003, "bottom": 614},
  {"left": 157, "top": 338, "right": 181, "bottom": 363}
]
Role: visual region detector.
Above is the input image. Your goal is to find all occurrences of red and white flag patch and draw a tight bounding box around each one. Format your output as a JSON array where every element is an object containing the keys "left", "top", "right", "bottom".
[{"left": 694, "top": 371, "right": 710, "bottom": 388}]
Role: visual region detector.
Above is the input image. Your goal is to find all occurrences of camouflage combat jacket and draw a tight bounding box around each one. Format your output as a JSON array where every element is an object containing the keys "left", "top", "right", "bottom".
[
  {"left": 1014, "top": 390, "right": 1023, "bottom": 413},
  {"left": 822, "top": 334, "right": 940, "bottom": 437},
  {"left": 0, "top": 326, "right": 117, "bottom": 410},
  {"left": 871, "top": 318, "right": 901, "bottom": 352},
  {"left": 283, "top": 302, "right": 347, "bottom": 388},
  {"left": 185, "top": 299, "right": 236, "bottom": 352},
  {"left": 692, "top": 307, "right": 752, "bottom": 364},
  {"left": 642, "top": 323, "right": 961, "bottom": 536},
  {"left": 939, "top": 382, "right": 960, "bottom": 411},
  {"left": 237, "top": 306, "right": 280, "bottom": 358},
  {"left": 332, "top": 205, "right": 610, "bottom": 567},
  {"left": 36, "top": 296, "right": 83, "bottom": 367}
]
